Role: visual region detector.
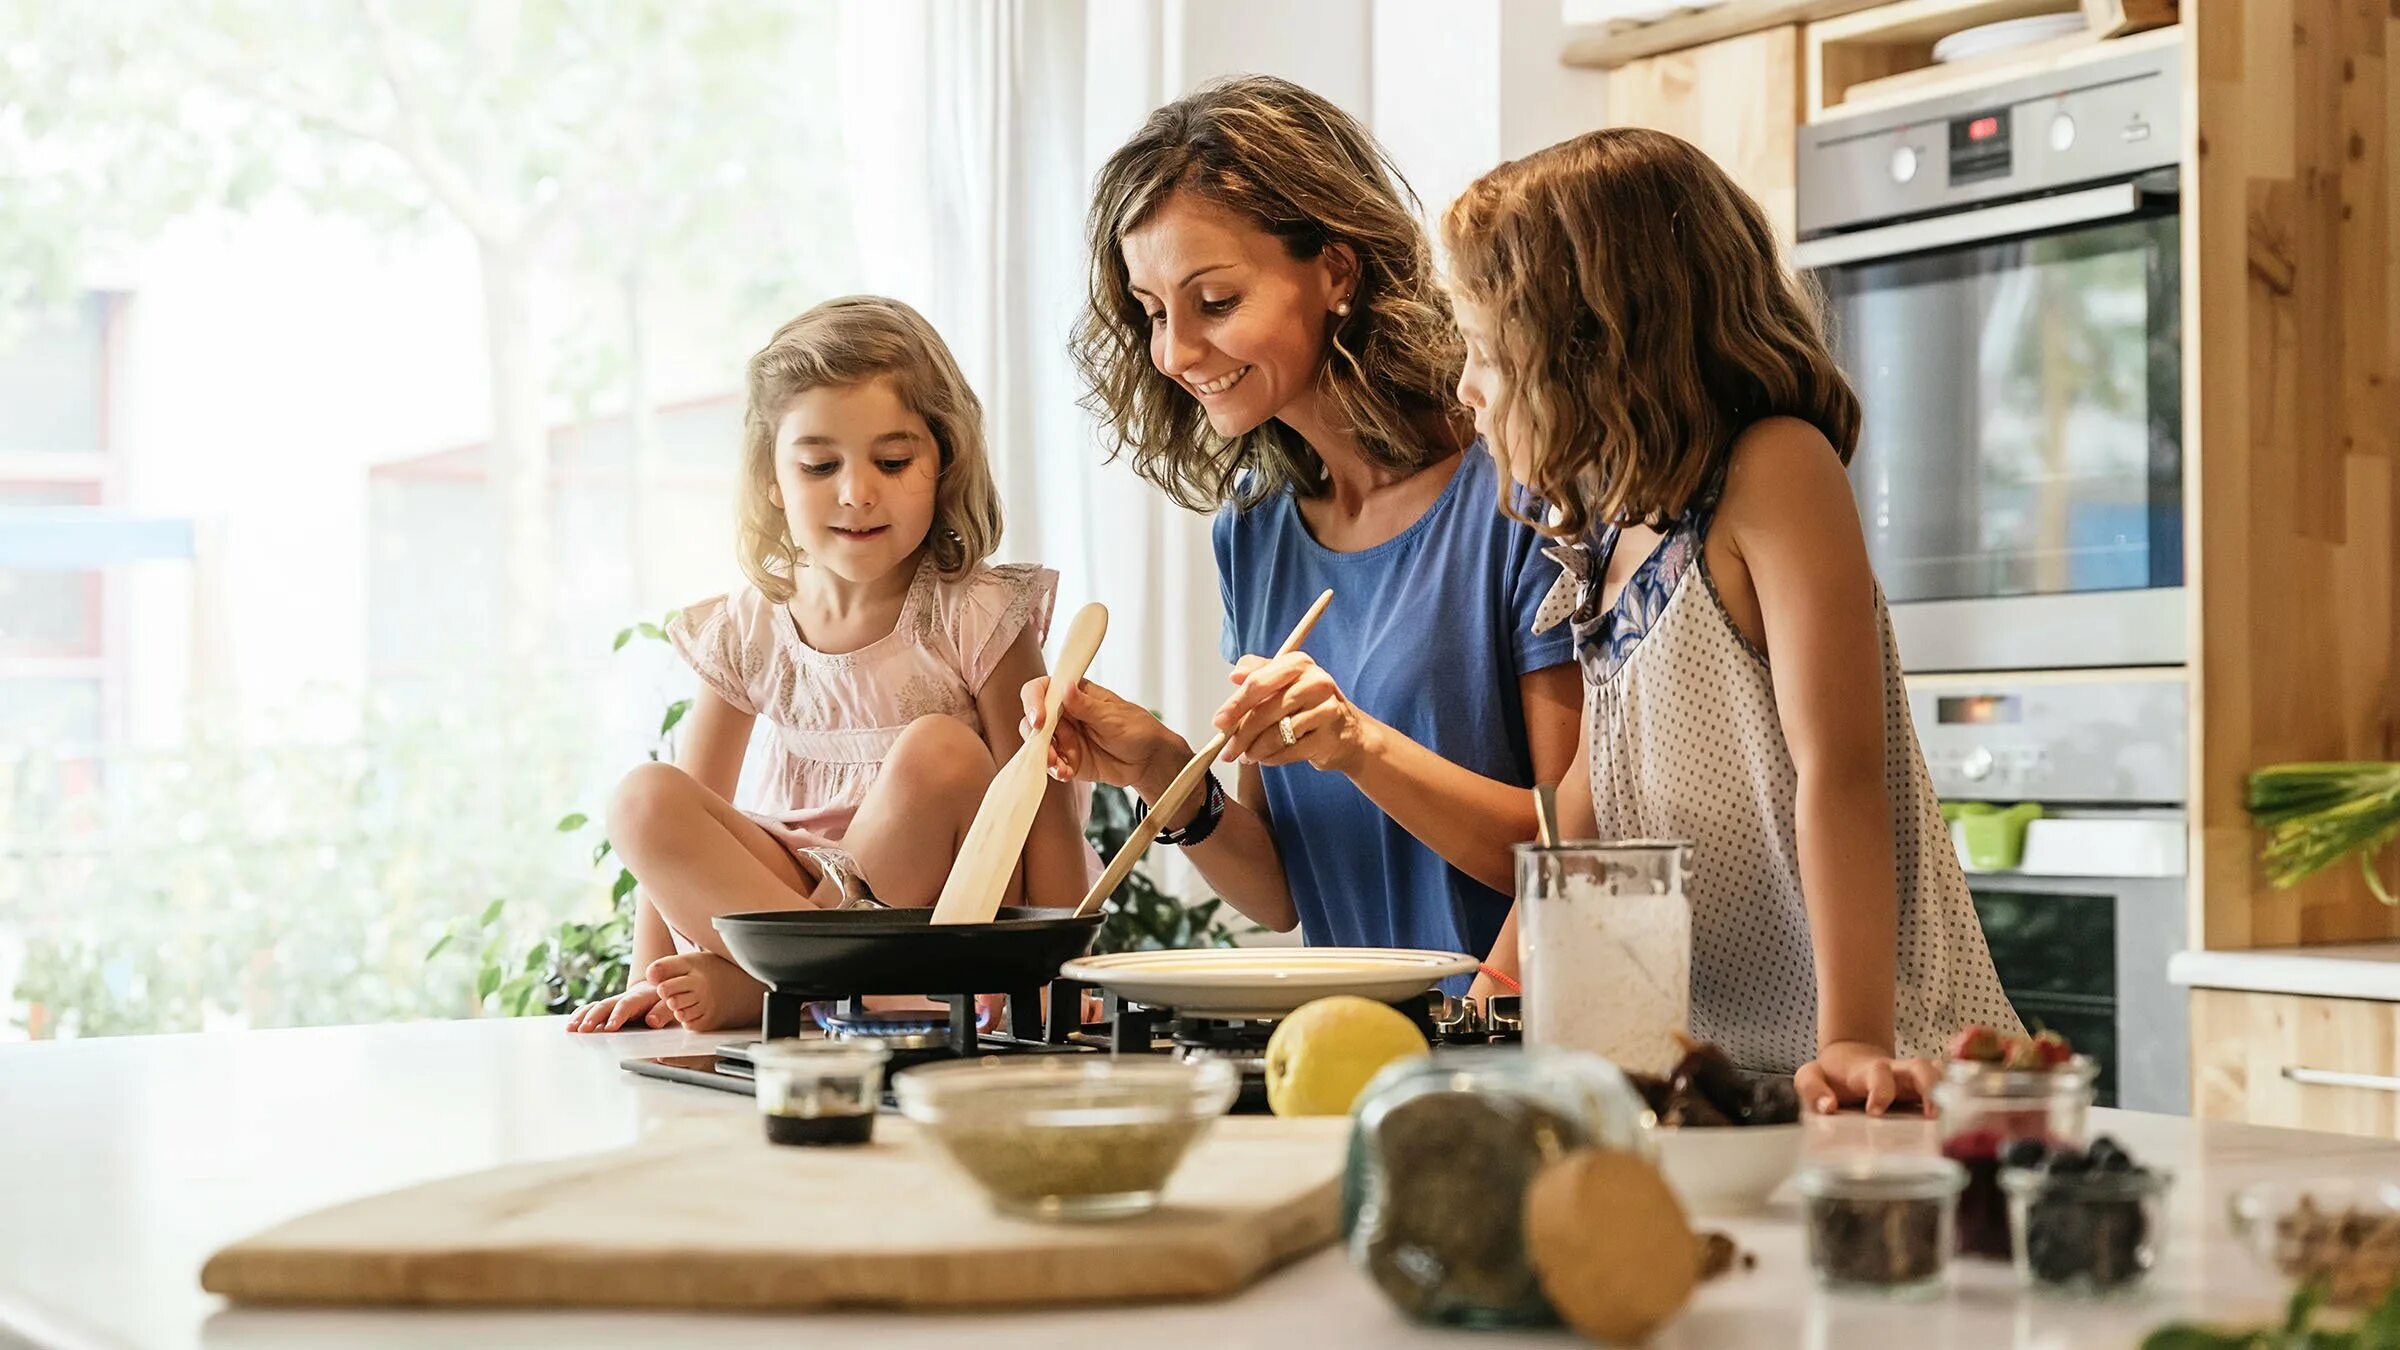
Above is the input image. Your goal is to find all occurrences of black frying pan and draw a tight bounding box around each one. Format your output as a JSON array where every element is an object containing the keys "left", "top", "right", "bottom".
[{"left": 713, "top": 906, "right": 1103, "bottom": 1000}]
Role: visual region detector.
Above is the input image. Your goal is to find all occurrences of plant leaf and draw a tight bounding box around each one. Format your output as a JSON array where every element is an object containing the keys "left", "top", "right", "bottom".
[
  {"left": 613, "top": 627, "right": 635, "bottom": 651},
  {"left": 475, "top": 965, "right": 501, "bottom": 1005},
  {"left": 660, "top": 699, "right": 691, "bottom": 737},
  {"left": 612, "top": 869, "right": 638, "bottom": 904},
  {"left": 556, "top": 812, "right": 588, "bottom": 833},
  {"left": 592, "top": 839, "right": 613, "bottom": 868},
  {"left": 424, "top": 933, "right": 452, "bottom": 963},
  {"left": 479, "top": 898, "right": 505, "bottom": 928},
  {"left": 637, "top": 621, "right": 664, "bottom": 640}
]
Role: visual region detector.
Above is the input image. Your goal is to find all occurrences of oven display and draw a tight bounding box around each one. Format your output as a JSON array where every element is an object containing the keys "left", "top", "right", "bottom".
[
  {"left": 1938, "top": 694, "right": 2023, "bottom": 725},
  {"left": 1949, "top": 107, "right": 2013, "bottom": 185}
]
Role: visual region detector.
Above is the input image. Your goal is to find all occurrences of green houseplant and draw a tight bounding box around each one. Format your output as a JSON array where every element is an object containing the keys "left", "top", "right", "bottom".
[{"left": 2247, "top": 762, "right": 2400, "bottom": 905}]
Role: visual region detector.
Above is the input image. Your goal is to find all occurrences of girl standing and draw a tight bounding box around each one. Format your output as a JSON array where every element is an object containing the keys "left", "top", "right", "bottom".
[{"left": 1442, "top": 128, "right": 2021, "bottom": 1111}]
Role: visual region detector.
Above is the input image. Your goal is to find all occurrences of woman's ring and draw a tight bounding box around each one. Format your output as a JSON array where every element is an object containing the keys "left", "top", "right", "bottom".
[{"left": 1279, "top": 715, "right": 1299, "bottom": 748}]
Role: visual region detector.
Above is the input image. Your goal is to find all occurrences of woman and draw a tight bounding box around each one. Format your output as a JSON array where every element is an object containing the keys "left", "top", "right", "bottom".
[{"left": 1025, "top": 76, "right": 1577, "bottom": 997}]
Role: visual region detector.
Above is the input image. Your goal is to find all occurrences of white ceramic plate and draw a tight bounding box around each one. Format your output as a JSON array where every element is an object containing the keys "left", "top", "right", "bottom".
[
  {"left": 1652, "top": 1121, "right": 1806, "bottom": 1215},
  {"left": 1932, "top": 12, "right": 2087, "bottom": 64},
  {"left": 1059, "top": 947, "right": 1479, "bottom": 1017}
]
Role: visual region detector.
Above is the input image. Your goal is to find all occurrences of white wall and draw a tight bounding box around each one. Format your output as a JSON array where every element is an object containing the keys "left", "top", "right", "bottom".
[{"left": 1368, "top": 0, "right": 1611, "bottom": 231}]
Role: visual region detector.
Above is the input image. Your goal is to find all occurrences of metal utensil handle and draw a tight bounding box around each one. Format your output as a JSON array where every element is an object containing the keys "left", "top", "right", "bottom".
[
  {"left": 1070, "top": 588, "right": 1333, "bottom": 918},
  {"left": 2282, "top": 1065, "right": 2400, "bottom": 1094}
]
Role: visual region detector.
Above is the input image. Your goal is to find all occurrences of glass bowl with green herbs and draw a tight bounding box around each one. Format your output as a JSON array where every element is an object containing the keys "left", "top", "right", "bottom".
[{"left": 894, "top": 1056, "right": 1239, "bottom": 1220}]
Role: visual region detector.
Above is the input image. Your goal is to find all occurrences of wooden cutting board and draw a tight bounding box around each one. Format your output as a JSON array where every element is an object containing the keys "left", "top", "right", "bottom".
[{"left": 201, "top": 1114, "right": 1352, "bottom": 1311}]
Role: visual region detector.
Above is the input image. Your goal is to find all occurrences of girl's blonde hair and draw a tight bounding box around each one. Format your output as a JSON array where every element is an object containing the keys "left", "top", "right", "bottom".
[
  {"left": 1072, "top": 75, "right": 1468, "bottom": 513},
  {"left": 1442, "top": 128, "right": 1861, "bottom": 540},
  {"left": 737, "top": 296, "right": 1002, "bottom": 600}
]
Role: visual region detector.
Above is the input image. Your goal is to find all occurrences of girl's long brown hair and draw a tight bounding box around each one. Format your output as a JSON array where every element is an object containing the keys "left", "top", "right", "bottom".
[
  {"left": 1443, "top": 127, "right": 1860, "bottom": 540},
  {"left": 1073, "top": 75, "right": 1468, "bottom": 512},
  {"left": 736, "top": 296, "right": 1002, "bottom": 600}
]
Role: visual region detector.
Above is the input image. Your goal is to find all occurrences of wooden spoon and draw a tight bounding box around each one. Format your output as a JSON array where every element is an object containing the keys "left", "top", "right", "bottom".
[
  {"left": 1072, "top": 589, "right": 1333, "bottom": 919},
  {"left": 929, "top": 603, "right": 1109, "bottom": 926}
]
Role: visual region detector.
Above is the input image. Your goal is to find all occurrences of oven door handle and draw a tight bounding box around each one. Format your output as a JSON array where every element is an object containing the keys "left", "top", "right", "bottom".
[
  {"left": 1793, "top": 181, "right": 2145, "bottom": 270},
  {"left": 2281, "top": 1065, "right": 2400, "bottom": 1094}
]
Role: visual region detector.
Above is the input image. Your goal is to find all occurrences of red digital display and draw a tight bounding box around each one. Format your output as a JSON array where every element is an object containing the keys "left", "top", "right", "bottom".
[{"left": 1968, "top": 115, "right": 2002, "bottom": 142}]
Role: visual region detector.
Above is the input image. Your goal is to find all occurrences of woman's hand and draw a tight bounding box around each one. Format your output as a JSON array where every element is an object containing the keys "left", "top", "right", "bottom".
[
  {"left": 1796, "top": 1040, "right": 1940, "bottom": 1116},
  {"left": 566, "top": 981, "right": 671, "bottom": 1033},
  {"left": 1021, "top": 676, "right": 1189, "bottom": 791},
  {"left": 1214, "top": 651, "right": 1379, "bottom": 774}
]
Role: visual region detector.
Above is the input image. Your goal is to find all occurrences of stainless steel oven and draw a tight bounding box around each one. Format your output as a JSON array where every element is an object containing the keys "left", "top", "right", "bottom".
[
  {"left": 1797, "top": 37, "right": 2184, "bottom": 673},
  {"left": 1911, "top": 670, "right": 2189, "bottom": 1113}
]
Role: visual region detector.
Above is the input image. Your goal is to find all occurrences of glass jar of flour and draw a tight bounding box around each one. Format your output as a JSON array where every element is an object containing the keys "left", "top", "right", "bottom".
[{"left": 1514, "top": 840, "right": 1693, "bottom": 1077}]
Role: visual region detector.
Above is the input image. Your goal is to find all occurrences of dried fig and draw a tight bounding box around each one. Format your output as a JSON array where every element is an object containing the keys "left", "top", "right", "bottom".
[
  {"left": 1745, "top": 1074, "right": 1801, "bottom": 1126},
  {"left": 1524, "top": 1148, "right": 1698, "bottom": 1345},
  {"left": 1661, "top": 1082, "right": 1733, "bottom": 1128},
  {"left": 1669, "top": 1033, "right": 1751, "bottom": 1122},
  {"left": 1626, "top": 1071, "right": 1674, "bottom": 1117}
]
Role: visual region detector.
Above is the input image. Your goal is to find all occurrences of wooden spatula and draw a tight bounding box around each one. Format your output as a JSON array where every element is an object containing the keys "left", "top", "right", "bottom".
[
  {"left": 929, "top": 602, "right": 1110, "bottom": 926},
  {"left": 1072, "top": 588, "right": 1332, "bottom": 918}
]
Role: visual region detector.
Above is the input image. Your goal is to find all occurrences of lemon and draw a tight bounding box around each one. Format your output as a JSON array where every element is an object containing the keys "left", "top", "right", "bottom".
[{"left": 1264, "top": 995, "right": 1431, "bottom": 1117}]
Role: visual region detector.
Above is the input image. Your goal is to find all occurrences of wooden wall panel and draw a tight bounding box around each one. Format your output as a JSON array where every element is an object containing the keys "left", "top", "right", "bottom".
[
  {"left": 1606, "top": 26, "right": 1805, "bottom": 246},
  {"left": 2191, "top": 0, "right": 2400, "bottom": 950}
]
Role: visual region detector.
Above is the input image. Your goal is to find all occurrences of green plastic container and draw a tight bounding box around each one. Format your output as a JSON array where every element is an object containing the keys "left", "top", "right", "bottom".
[{"left": 1941, "top": 801, "right": 2044, "bottom": 871}]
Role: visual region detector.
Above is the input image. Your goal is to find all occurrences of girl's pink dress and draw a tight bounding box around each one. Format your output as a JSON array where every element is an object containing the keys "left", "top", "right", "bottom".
[{"left": 662, "top": 557, "right": 1080, "bottom": 950}]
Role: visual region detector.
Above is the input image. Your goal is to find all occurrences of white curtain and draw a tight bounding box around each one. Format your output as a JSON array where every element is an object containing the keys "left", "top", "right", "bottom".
[{"left": 836, "top": 1, "right": 1230, "bottom": 900}]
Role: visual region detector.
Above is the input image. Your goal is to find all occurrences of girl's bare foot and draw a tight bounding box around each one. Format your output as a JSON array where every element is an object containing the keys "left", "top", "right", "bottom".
[{"left": 645, "top": 952, "right": 767, "bottom": 1031}]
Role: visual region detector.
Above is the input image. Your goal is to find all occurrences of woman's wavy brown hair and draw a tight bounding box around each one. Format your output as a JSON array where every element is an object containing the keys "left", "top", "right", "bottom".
[
  {"left": 736, "top": 296, "right": 1003, "bottom": 601},
  {"left": 1442, "top": 127, "right": 1860, "bottom": 540},
  {"left": 1072, "top": 75, "right": 1468, "bottom": 512}
]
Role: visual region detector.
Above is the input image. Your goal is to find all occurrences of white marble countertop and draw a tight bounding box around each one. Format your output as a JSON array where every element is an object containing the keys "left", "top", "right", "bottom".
[
  {"left": 6, "top": 1015, "right": 2399, "bottom": 1350},
  {"left": 2171, "top": 942, "right": 2400, "bottom": 1001}
]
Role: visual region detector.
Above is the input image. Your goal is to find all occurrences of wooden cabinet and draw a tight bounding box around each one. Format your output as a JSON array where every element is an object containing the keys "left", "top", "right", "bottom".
[
  {"left": 2192, "top": 988, "right": 2400, "bottom": 1138},
  {"left": 2189, "top": 0, "right": 2400, "bottom": 950},
  {"left": 1605, "top": 25, "right": 1804, "bottom": 246}
]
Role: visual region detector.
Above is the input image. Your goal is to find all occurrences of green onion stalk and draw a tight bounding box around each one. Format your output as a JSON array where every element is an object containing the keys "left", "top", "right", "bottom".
[{"left": 2246, "top": 763, "right": 2400, "bottom": 906}]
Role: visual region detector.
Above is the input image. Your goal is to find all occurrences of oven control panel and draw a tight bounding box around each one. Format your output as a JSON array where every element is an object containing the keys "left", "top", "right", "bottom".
[
  {"left": 1797, "top": 34, "right": 2181, "bottom": 240},
  {"left": 1908, "top": 673, "right": 2186, "bottom": 805}
]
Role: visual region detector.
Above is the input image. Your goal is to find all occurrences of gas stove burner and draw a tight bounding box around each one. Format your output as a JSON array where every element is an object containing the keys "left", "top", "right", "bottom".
[{"left": 814, "top": 1006, "right": 955, "bottom": 1052}]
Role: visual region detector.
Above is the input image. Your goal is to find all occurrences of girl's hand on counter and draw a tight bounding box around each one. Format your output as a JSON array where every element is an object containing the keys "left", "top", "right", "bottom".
[{"left": 1796, "top": 1041, "right": 1940, "bottom": 1116}]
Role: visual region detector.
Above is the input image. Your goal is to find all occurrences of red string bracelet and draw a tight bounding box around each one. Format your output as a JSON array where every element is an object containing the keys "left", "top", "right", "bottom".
[{"left": 1477, "top": 963, "right": 1522, "bottom": 995}]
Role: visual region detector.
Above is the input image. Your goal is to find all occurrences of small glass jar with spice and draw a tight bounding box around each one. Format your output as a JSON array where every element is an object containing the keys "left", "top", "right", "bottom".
[
  {"left": 1341, "top": 1046, "right": 1654, "bottom": 1328},
  {"left": 752, "top": 1038, "right": 889, "bottom": 1146},
  {"left": 1795, "top": 1154, "right": 1967, "bottom": 1297}
]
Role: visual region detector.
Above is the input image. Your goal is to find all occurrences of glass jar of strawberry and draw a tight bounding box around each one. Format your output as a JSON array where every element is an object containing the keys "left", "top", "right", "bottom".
[{"left": 1933, "top": 1027, "right": 2097, "bottom": 1260}]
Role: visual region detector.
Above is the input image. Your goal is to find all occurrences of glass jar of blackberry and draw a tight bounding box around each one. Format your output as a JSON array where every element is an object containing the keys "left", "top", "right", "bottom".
[
  {"left": 1933, "top": 1026, "right": 2097, "bottom": 1259},
  {"left": 2002, "top": 1136, "right": 2170, "bottom": 1295}
]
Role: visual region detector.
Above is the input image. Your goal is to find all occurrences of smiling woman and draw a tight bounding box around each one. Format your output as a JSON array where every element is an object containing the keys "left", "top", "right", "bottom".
[{"left": 1029, "top": 77, "right": 1581, "bottom": 1001}]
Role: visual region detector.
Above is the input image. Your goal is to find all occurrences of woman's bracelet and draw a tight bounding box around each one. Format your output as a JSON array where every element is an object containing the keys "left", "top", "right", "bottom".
[
  {"left": 1477, "top": 963, "right": 1522, "bottom": 995},
  {"left": 1134, "top": 771, "right": 1226, "bottom": 848}
]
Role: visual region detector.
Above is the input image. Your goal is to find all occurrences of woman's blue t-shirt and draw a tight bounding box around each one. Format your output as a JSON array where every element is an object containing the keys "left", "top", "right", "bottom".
[{"left": 1213, "top": 444, "right": 1574, "bottom": 987}]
